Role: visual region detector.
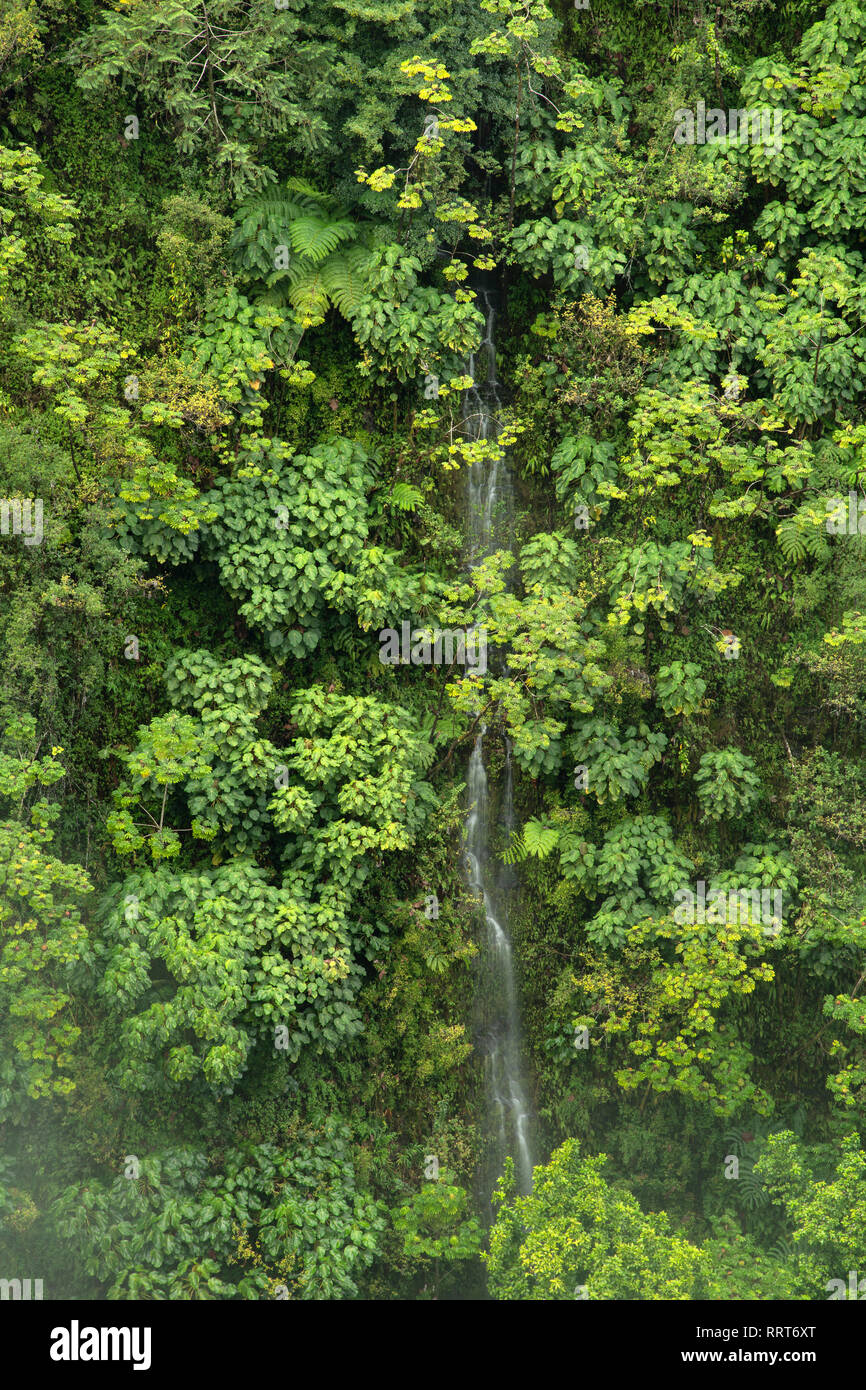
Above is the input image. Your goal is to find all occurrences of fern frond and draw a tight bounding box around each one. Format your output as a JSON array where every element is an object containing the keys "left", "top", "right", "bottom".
[
  {"left": 769, "top": 1236, "right": 795, "bottom": 1263},
  {"left": 776, "top": 505, "right": 832, "bottom": 564},
  {"left": 389, "top": 483, "right": 424, "bottom": 512},
  {"left": 235, "top": 188, "right": 321, "bottom": 222},
  {"left": 737, "top": 1166, "right": 768, "bottom": 1210},
  {"left": 502, "top": 831, "right": 528, "bottom": 866},
  {"left": 284, "top": 264, "right": 330, "bottom": 321},
  {"left": 282, "top": 177, "right": 331, "bottom": 204},
  {"left": 776, "top": 519, "right": 808, "bottom": 563},
  {"left": 522, "top": 819, "right": 560, "bottom": 860},
  {"left": 230, "top": 198, "right": 315, "bottom": 249},
  {"left": 722, "top": 1129, "right": 745, "bottom": 1156},
  {"left": 320, "top": 245, "right": 373, "bottom": 315},
  {"left": 288, "top": 216, "right": 356, "bottom": 263}
]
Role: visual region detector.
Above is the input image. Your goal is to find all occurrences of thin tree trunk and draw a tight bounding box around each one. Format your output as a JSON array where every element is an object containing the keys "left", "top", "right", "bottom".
[{"left": 200, "top": 4, "right": 222, "bottom": 151}]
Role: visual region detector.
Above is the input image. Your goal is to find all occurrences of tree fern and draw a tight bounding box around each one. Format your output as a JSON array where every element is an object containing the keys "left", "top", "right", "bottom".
[
  {"left": 229, "top": 188, "right": 323, "bottom": 279},
  {"left": 768, "top": 1235, "right": 795, "bottom": 1263},
  {"left": 502, "top": 819, "right": 560, "bottom": 865},
  {"left": 776, "top": 506, "right": 832, "bottom": 563},
  {"left": 721, "top": 1123, "right": 784, "bottom": 1213},
  {"left": 283, "top": 261, "right": 330, "bottom": 323},
  {"left": 388, "top": 483, "right": 424, "bottom": 512},
  {"left": 230, "top": 182, "right": 373, "bottom": 328},
  {"left": 281, "top": 177, "right": 330, "bottom": 202},
  {"left": 287, "top": 215, "right": 356, "bottom": 263},
  {"left": 321, "top": 245, "right": 374, "bottom": 316},
  {"left": 502, "top": 830, "right": 528, "bottom": 865}
]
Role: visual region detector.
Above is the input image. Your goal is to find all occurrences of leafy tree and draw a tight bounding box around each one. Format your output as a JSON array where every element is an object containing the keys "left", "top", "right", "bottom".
[
  {"left": 0, "top": 1, "right": 42, "bottom": 93},
  {"left": 52, "top": 1122, "right": 385, "bottom": 1299},
  {"left": 700, "top": 1219, "right": 803, "bottom": 1301},
  {"left": 392, "top": 1171, "right": 483, "bottom": 1296},
  {"left": 350, "top": 243, "right": 484, "bottom": 383},
  {"left": 230, "top": 179, "right": 373, "bottom": 330},
  {"left": 0, "top": 715, "right": 92, "bottom": 1120},
  {"left": 694, "top": 747, "right": 762, "bottom": 822},
  {"left": 13, "top": 318, "right": 216, "bottom": 545},
  {"left": 562, "top": 909, "right": 778, "bottom": 1115},
  {"left": 68, "top": 0, "right": 331, "bottom": 197},
  {"left": 0, "top": 143, "right": 78, "bottom": 318},
  {"left": 518, "top": 530, "right": 581, "bottom": 592},
  {"left": 755, "top": 1132, "right": 866, "bottom": 1299},
  {"left": 655, "top": 661, "right": 706, "bottom": 720},
  {"left": 441, "top": 547, "right": 611, "bottom": 777},
  {"left": 568, "top": 718, "right": 667, "bottom": 805},
  {"left": 561, "top": 814, "right": 693, "bottom": 950},
  {"left": 201, "top": 435, "right": 376, "bottom": 655},
  {"left": 101, "top": 653, "right": 436, "bottom": 1087},
  {"left": 486, "top": 1142, "right": 705, "bottom": 1300},
  {"left": 7, "top": 0, "right": 866, "bottom": 1311}
]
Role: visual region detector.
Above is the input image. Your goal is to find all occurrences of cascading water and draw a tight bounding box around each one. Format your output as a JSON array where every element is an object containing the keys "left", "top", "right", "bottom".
[{"left": 462, "top": 287, "right": 534, "bottom": 1200}]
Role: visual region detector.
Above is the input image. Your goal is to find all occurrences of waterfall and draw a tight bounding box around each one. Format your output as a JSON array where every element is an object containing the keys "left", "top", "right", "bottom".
[{"left": 462, "top": 287, "right": 534, "bottom": 1200}]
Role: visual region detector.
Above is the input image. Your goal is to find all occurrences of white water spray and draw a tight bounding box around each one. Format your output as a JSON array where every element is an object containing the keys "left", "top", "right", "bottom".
[{"left": 462, "top": 288, "right": 533, "bottom": 1197}]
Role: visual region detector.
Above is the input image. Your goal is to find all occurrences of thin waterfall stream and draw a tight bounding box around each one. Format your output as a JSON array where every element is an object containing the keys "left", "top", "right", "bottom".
[{"left": 462, "top": 287, "right": 534, "bottom": 1200}]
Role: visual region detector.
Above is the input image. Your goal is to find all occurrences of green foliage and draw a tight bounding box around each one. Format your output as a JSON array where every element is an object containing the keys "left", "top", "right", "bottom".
[
  {"left": 444, "top": 549, "right": 611, "bottom": 777},
  {"left": 0, "top": 0, "right": 42, "bottom": 93},
  {"left": 755, "top": 1132, "right": 866, "bottom": 1298},
  {"left": 486, "top": 1143, "right": 705, "bottom": 1300},
  {"left": 518, "top": 530, "right": 580, "bottom": 592},
  {"left": 69, "top": 0, "right": 330, "bottom": 197},
  {"left": 710, "top": 842, "right": 798, "bottom": 925},
  {"left": 0, "top": 715, "right": 92, "bottom": 1119},
  {"left": 655, "top": 661, "right": 706, "bottom": 719},
  {"left": 562, "top": 905, "right": 778, "bottom": 1116},
  {"left": 607, "top": 535, "right": 736, "bottom": 634},
  {"left": 392, "top": 1173, "right": 483, "bottom": 1265},
  {"left": 98, "top": 857, "right": 363, "bottom": 1090},
  {"left": 700, "top": 1219, "right": 801, "bottom": 1300},
  {"left": 694, "top": 747, "right": 762, "bottom": 822},
  {"left": 0, "top": 421, "right": 149, "bottom": 755},
  {"left": 550, "top": 433, "right": 618, "bottom": 519},
  {"left": 230, "top": 181, "right": 374, "bottom": 327},
  {"left": 201, "top": 435, "right": 374, "bottom": 655},
  {"left": 0, "top": 143, "right": 78, "bottom": 318},
  {"left": 503, "top": 817, "right": 560, "bottom": 865},
  {"left": 569, "top": 718, "right": 667, "bottom": 805},
  {"left": 6, "top": 0, "right": 866, "bottom": 1309},
  {"left": 349, "top": 244, "right": 484, "bottom": 382},
  {"left": 52, "top": 1121, "right": 385, "bottom": 1298},
  {"left": 560, "top": 813, "right": 693, "bottom": 949},
  {"left": 101, "top": 647, "right": 436, "bottom": 1090},
  {"left": 183, "top": 289, "right": 292, "bottom": 428},
  {"left": 154, "top": 194, "right": 234, "bottom": 329},
  {"left": 13, "top": 317, "right": 214, "bottom": 548}
]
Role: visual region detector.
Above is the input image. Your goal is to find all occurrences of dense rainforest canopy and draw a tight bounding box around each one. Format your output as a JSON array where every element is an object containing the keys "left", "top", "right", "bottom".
[{"left": 2, "top": 0, "right": 866, "bottom": 1305}]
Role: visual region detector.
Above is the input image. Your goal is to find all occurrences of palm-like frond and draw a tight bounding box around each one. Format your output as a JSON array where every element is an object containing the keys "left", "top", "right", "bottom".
[
  {"left": 320, "top": 245, "right": 374, "bottom": 315},
  {"left": 229, "top": 192, "right": 320, "bottom": 253},
  {"left": 502, "top": 819, "right": 560, "bottom": 865},
  {"left": 502, "top": 831, "right": 527, "bottom": 866},
  {"left": 282, "top": 177, "right": 330, "bottom": 203},
  {"left": 284, "top": 262, "right": 330, "bottom": 322},
  {"left": 287, "top": 215, "right": 356, "bottom": 263},
  {"left": 776, "top": 503, "right": 834, "bottom": 563},
  {"left": 230, "top": 183, "right": 372, "bottom": 328},
  {"left": 235, "top": 186, "right": 322, "bottom": 222},
  {"left": 388, "top": 483, "right": 424, "bottom": 512}
]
